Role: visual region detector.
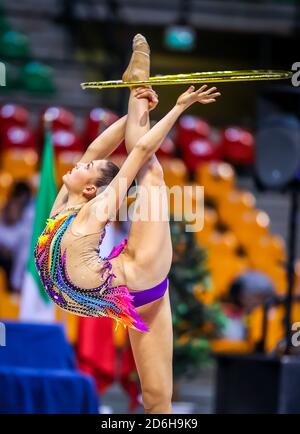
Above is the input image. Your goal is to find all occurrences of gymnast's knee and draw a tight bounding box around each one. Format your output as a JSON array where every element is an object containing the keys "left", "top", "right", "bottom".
[{"left": 142, "top": 384, "right": 173, "bottom": 414}]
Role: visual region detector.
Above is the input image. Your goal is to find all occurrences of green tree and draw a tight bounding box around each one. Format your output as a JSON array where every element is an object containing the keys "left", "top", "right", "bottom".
[{"left": 169, "top": 218, "right": 227, "bottom": 379}]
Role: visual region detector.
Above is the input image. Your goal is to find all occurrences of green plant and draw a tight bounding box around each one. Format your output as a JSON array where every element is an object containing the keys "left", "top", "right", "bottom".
[{"left": 169, "top": 218, "right": 227, "bottom": 379}]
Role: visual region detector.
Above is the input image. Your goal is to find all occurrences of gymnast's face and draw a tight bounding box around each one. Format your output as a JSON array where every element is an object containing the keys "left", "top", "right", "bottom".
[{"left": 63, "top": 160, "right": 106, "bottom": 197}]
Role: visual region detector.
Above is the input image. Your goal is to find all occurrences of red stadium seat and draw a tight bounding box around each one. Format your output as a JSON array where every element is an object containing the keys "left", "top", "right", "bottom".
[
  {"left": 221, "top": 126, "right": 255, "bottom": 165},
  {"left": 82, "top": 108, "right": 119, "bottom": 149},
  {"left": 36, "top": 107, "right": 76, "bottom": 151},
  {"left": 1, "top": 125, "right": 36, "bottom": 150},
  {"left": 41, "top": 107, "right": 75, "bottom": 131},
  {"left": 0, "top": 104, "right": 29, "bottom": 130},
  {"left": 176, "top": 115, "right": 211, "bottom": 149},
  {"left": 52, "top": 129, "right": 82, "bottom": 155},
  {"left": 183, "top": 138, "right": 223, "bottom": 172}
]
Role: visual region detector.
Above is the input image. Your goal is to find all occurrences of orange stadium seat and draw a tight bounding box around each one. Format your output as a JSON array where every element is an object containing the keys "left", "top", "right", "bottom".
[
  {"left": 232, "top": 209, "right": 270, "bottom": 248},
  {"left": 294, "top": 260, "right": 300, "bottom": 295},
  {"left": 0, "top": 268, "right": 19, "bottom": 320},
  {"left": 205, "top": 230, "right": 239, "bottom": 257},
  {"left": 211, "top": 338, "right": 253, "bottom": 354},
  {"left": 196, "top": 161, "right": 235, "bottom": 200},
  {"left": 218, "top": 189, "right": 256, "bottom": 226},
  {"left": 247, "top": 234, "right": 286, "bottom": 270},
  {"left": 161, "top": 158, "right": 188, "bottom": 188},
  {"left": 195, "top": 207, "right": 218, "bottom": 245},
  {"left": 0, "top": 171, "right": 13, "bottom": 207},
  {"left": 208, "top": 254, "right": 249, "bottom": 298},
  {"left": 161, "top": 158, "right": 188, "bottom": 215},
  {"left": 174, "top": 182, "right": 204, "bottom": 226},
  {"left": 1, "top": 148, "right": 38, "bottom": 179}
]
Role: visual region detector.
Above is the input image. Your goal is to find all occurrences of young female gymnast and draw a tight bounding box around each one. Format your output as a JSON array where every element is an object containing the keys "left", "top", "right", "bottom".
[{"left": 34, "top": 34, "right": 221, "bottom": 413}]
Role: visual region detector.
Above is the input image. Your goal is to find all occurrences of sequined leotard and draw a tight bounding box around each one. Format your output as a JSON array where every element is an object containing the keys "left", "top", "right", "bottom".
[{"left": 34, "top": 208, "right": 149, "bottom": 332}]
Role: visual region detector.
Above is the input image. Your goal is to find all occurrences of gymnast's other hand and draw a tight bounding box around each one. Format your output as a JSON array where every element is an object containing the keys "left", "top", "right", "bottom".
[
  {"left": 135, "top": 86, "right": 159, "bottom": 111},
  {"left": 176, "top": 85, "right": 221, "bottom": 110}
]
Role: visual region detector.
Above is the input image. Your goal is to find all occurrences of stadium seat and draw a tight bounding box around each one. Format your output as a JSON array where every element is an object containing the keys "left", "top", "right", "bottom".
[
  {"left": 247, "top": 234, "right": 286, "bottom": 269},
  {"left": 161, "top": 158, "right": 188, "bottom": 188},
  {"left": 36, "top": 107, "right": 76, "bottom": 151},
  {"left": 0, "top": 30, "right": 30, "bottom": 58},
  {"left": 0, "top": 271, "right": 19, "bottom": 320},
  {"left": 0, "top": 171, "right": 13, "bottom": 206},
  {"left": 52, "top": 129, "right": 82, "bottom": 155},
  {"left": 40, "top": 107, "right": 75, "bottom": 131},
  {"left": 81, "top": 108, "right": 119, "bottom": 149},
  {"left": 218, "top": 189, "right": 256, "bottom": 227},
  {"left": 196, "top": 161, "right": 235, "bottom": 200},
  {"left": 208, "top": 255, "right": 249, "bottom": 299},
  {"left": 0, "top": 13, "right": 10, "bottom": 36},
  {"left": 183, "top": 138, "right": 223, "bottom": 172},
  {"left": 195, "top": 206, "right": 218, "bottom": 245},
  {"left": 206, "top": 230, "right": 239, "bottom": 258},
  {"left": 221, "top": 126, "right": 255, "bottom": 165},
  {"left": 1, "top": 148, "right": 38, "bottom": 180},
  {"left": 176, "top": 115, "right": 211, "bottom": 148},
  {"left": 20, "top": 61, "right": 55, "bottom": 94},
  {"left": 1, "top": 125, "right": 36, "bottom": 150},
  {"left": 233, "top": 209, "right": 270, "bottom": 248},
  {"left": 0, "top": 104, "right": 29, "bottom": 130}
]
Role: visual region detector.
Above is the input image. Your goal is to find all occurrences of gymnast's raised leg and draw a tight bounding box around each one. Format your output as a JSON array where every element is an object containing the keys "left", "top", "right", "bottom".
[{"left": 121, "top": 34, "right": 173, "bottom": 414}]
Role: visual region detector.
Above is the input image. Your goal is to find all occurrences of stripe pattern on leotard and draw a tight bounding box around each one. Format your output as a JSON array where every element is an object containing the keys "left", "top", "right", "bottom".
[{"left": 34, "top": 209, "right": 149, "bottom": 332}]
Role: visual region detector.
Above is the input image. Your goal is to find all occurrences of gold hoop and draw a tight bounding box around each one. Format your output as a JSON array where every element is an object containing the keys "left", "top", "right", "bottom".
[{"left": 81, "top": 70, "right": 292, "bottom": 89}]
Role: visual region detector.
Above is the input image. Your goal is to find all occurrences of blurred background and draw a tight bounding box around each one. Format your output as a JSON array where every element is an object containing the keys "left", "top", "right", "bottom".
[{"left": 0, "top": 0, "right": 300, "bottom": 414}]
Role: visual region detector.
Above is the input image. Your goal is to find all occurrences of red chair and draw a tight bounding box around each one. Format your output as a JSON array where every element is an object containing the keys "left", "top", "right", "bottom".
[
  {"left": 0, "top": 104, "right": 29, "bottom": 131},
  {"left": 1, "top": 125, "right": 36, "bottom": 150},
  {"left": 52, "top": 129, "right": 82, "bottom": 155},
  {"left": 176, "top": 115, "right": 211, "bottom": 150},
  {"left": 221, "top": 126, "right": 255, "bottom": 165},
  {"left": 183, "top": 138, "right": 222, "bottom": 172},
  {"left": 82, "top": 108, "right": 119, "bottom": 149},
  {"left": 41, "top": 106, "right": 75, "bottom": 131},
  {"left": 36, "top": 107, "right": 76, "bottom": 150}
]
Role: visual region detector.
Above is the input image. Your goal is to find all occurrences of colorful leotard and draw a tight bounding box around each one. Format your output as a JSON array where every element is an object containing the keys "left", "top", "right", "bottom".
[{"left": 34, "top": 208, "right": 168, "bottom": 332}]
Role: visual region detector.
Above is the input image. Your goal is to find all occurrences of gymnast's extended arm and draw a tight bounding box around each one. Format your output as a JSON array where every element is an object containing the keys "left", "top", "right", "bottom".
[
  {"left": 85, "top": 84, "right": 221, "bottom": 230},
  {"left": 85, "top": 86, "right": 209, "bottom": 231},
  {"left": 49, "top": 87, "right": 158, "bottom": 216}
]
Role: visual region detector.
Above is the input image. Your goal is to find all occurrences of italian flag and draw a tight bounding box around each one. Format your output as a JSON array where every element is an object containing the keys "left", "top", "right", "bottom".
[{"left": 20, "top": 129, "right": 57, "bottom": 322}]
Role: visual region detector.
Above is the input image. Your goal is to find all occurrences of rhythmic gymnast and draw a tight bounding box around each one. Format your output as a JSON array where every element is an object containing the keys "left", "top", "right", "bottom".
[{"left": 34, "top": 34, "right": 221, "bottom": 413}]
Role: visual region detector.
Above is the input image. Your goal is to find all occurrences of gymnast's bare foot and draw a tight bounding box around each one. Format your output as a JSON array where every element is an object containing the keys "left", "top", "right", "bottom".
[{"left": 122, "top": 34, "right": 150, "bottom": 83}]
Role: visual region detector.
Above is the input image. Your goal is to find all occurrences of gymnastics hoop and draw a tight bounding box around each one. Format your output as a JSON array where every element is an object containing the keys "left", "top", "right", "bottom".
[{"left": 81, "top": 70, "right": 292, "bottom": 90}]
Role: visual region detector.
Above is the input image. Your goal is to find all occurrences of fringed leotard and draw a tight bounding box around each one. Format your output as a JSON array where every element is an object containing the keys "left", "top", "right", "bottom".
[{"left": 34, "top": 208, "right": 168, "bottom": 332}]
